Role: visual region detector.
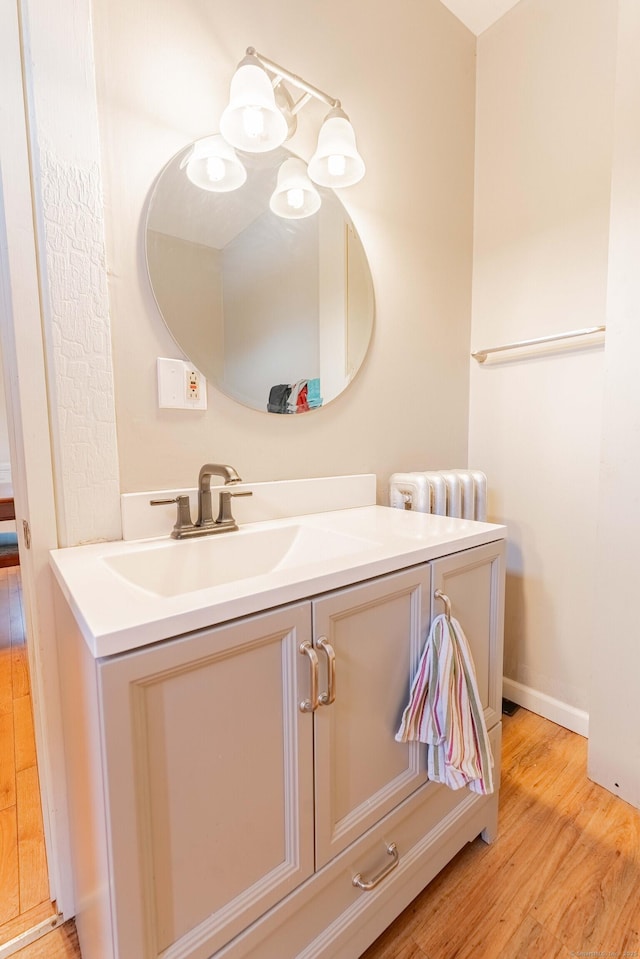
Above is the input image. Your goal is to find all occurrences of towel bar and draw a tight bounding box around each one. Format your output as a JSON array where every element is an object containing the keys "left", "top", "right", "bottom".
[{"left": 471, "top": 325, "right": 605, "bottom": 363}]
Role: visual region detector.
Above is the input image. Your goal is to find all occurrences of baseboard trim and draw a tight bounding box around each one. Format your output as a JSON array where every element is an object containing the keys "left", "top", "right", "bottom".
[{"left": 502, "top": 677, "right": 589, "bottom": 738}]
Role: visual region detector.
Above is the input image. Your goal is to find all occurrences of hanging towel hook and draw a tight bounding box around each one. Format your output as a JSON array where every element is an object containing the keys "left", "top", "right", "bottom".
[{"left": 434, "top": 589, "right": 452, "bottom": 621}]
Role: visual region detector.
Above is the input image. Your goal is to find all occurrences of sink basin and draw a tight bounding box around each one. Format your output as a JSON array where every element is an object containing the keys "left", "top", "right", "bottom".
[{"left": 103, "top": 523, "right": 378, "bottom": 597}]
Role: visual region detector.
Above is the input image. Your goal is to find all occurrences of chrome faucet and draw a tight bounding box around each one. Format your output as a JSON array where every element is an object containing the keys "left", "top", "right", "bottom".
[{"left": 150, "top": 463, "right": 252, "bottom": 539}]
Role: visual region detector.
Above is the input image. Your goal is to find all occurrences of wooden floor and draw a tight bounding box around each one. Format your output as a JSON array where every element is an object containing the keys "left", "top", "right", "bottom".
[
  {"left": 10, "top": 708, "right": 640, "bottom": 958},
  {"left": 362, "top": 708, "right": 640, "bottom": 959},
  {"left": 0, "top": 566, "right": 54, "bottom": 950}
]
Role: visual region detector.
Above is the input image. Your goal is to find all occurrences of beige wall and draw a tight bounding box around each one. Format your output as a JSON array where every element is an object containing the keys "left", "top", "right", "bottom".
[
  {"left": 92, "top": 0, "right": 476, "bottom": 497},
  {"left": 469, "top": 0, "right": 618, "bottom": 726}
]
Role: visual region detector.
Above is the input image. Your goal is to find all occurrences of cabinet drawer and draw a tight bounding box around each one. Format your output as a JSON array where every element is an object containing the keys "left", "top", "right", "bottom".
[{"left": 218, "top": 723, "right": 502, "bottom": 959}]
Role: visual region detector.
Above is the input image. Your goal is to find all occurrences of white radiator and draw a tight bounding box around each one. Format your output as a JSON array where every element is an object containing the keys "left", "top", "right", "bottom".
[{"left": 389, "top": 470, "right": 487, "bottom": 521}]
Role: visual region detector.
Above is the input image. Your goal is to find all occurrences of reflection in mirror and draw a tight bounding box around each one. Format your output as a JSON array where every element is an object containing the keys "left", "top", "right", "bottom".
[{"left": 145, "top": 142, "right": 374, "bottom": 414}]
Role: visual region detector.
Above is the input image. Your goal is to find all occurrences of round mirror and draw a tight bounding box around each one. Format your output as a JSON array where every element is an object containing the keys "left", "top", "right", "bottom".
[{"left": 145, "top": 141, "right": 375, "bottom": 414}]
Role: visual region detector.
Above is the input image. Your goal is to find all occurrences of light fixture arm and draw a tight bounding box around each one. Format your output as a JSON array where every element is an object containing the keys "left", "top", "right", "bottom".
[
  {"left": 288, "top": 91, "right": 312, "bottom": 118},
  {"left": 246, "top": 47, "right": 341, "bottom": 113}
]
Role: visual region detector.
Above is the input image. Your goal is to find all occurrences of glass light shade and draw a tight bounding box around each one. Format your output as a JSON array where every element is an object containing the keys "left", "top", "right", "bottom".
[
  {"left": 308, "top": 110, "right": 365, "bottom": 188},
  {"left": 220, "top": 59, "right": 288, "bottom": 153},
  {"left": 269, "top": 158, "right": 321, "bottom": 219},
  {"left": 180, "top": 135, "right": 247, "bottom": 192}
]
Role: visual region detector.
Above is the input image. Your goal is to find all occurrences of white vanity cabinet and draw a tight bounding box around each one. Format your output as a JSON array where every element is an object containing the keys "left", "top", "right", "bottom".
[{"left": 55, "top": 539, "right": 505, "bottom": 959}]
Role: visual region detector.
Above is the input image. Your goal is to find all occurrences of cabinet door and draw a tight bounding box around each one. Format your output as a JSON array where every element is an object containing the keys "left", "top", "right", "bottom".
[
  {"left": 98, "top": 604, "right": 314, "bottom": 959},
  {"left": 432, "top": 540, "right": 505, "bottom": 731},
  {"left": 312, "top": 566, "right": 431, "bottom": 868}
]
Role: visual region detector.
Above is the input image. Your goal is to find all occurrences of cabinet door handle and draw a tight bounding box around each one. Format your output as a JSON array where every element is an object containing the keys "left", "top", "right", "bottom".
[
  {"left": 434, "top": 588, "right": 452, "bottom": 621},
  {"left": 352, "top": 842, "right": 399, "bottom": 891},
  {"left": 299, "top": 642, "right": 320, "bottom": 713},
  {"left": 317, "top": 637, "right": 336, "bottom": 706}
]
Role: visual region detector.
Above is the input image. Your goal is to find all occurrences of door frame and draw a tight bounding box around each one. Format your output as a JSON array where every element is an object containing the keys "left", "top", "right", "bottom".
[{"left": 0, "top": 0, "right": 73, "bottom": 917}]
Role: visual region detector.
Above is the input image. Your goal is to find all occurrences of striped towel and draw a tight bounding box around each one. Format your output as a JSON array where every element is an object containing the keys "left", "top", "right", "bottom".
[{"left": 395, "top": 613, "right": 494, "bottom": 795}]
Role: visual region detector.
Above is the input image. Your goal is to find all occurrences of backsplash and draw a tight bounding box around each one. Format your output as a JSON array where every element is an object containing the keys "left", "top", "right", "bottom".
[{"left": 121, "top": 474, "right": 377, "bottom": 540}]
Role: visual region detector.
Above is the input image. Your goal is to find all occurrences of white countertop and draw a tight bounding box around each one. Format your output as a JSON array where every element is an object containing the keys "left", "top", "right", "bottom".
[{"left": 50, "top": 505, "right": 506, "bottom": 659}]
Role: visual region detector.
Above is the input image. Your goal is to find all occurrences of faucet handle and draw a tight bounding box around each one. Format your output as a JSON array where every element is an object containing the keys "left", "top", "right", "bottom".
[
  {"left": 216, "top": 489, "right": 253, "bottom": 526},
  {"left": 150, "top": 494, "right": 194, "bottom": 536}
]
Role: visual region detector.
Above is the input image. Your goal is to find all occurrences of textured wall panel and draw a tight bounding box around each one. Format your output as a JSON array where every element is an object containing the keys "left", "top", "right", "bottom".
[
  {"left": 23, "top": 0, "right": 122, "bottom": 546},
  {"left": 39, "top": 153, "right": 121, "bottom": 545}
]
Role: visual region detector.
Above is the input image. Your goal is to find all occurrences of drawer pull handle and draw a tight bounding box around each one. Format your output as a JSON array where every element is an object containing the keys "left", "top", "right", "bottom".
[
  {"left": 299, "top": 642, "right": 320, "bottom": 713},
  {"left": 352, "top": 842, "right": 399, "bottom": 891},
  {"left": 317, "top": 637, "right": 336, "bottom": 706}
]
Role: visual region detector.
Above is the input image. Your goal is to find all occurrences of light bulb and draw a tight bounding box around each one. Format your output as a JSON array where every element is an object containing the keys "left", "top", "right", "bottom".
[
  {"left": 220, "top": 57, "right": 288, "bottom": 152},
  {"left": 308, "top": 108, "right": 365, "bottom": 187},
  {"left": 181, "top": 135, "right": 247, "bottom": 193},
  {"left": 242, "top": 106, "right": 265, "bottom": 139},
  {"left": 269, "top": 157, "right": 321, "bottom": 219},
  {"left": 327, "top": 154, "right": 346, "bottom": 177},
  {"left": 286, "top": 188, "right": 305, "bottom": 210},
  {"left": 206, "top": 156, "right": 226, "bottom": 182}
]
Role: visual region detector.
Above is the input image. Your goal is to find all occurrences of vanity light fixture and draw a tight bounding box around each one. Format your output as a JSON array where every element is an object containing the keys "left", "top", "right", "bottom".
[
  {"left": 212, "top": 46, "right": 365, "bottom": 217},
  {"left": 180, "top": 134, "right": 247, "bottom": 193}
]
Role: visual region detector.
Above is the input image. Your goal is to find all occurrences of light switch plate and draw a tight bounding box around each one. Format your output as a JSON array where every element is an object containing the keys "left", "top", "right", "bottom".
[{"left": 157, "top": 358, "right": 207, "bottom": 410}]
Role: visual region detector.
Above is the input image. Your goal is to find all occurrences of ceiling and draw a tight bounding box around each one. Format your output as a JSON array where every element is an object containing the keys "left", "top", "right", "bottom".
[{"left": 438, "top": 0, "right": 522, "bottom": 35}]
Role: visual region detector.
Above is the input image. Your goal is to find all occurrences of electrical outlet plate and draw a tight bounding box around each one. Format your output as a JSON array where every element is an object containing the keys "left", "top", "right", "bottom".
[{"left": 157, "top": 358, "right": 207, "bottom": 410}]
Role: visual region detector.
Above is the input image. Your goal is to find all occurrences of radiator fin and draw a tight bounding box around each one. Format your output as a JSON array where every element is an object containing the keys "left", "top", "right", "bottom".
[{"left": 389, "top": 470, "right": 487, "bottom": 522}]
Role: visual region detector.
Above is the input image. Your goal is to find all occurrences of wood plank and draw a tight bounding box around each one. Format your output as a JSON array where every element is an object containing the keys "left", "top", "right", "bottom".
[
  {"left": 0, "top": 571, "right": 12, "bottom": 713},
  {"left": 0, "top": 649, "right": 11, "bottom": 712},
  {"left": 365, "top": 709, "right": 640, "bottom": 959},
  {"left": 408, "top": 725, "right": 588, "bottom": 957},
  {"left": 360, "top": 907, "right": 425, "bottom": 959},
  {"left": 494, "top": 914, "right": 569, "bottom": 958},
  {"left": 0, "top": 708, "right": 16, "bottom": 811},
  {"left": 361, "top": 939, "right": 430, "bottom": 959},
  {"left": 411, "top": 823, "right": 577, "bottom": 958},
  {"left": 10, "top": 642, "right": 29, "bottom": 701},
  {"left": 531, "top": 787, "right": 640, "bottom": 954},
  {"left": 11, "top": 919, "right": 79, "bottom": 958},
  {"left": 0, "top": 901, "right": 57, "bottom": 949},
  {"left": 0, "top": 562, "right": 53, "bottom": 945},
  {"left": 0, "top": 806, "right": 19, "bottom": 925},
  {"left": 13, "top": 695, "right": 37, "bottom": 772},
  {"left": 16, "top": 766, "right": 48, "bottom": 912}
]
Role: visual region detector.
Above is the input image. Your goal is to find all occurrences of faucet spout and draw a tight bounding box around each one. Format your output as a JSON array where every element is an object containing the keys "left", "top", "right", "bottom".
[{"left": 197, "top": 463, "right": 243, "bottom": 527}]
